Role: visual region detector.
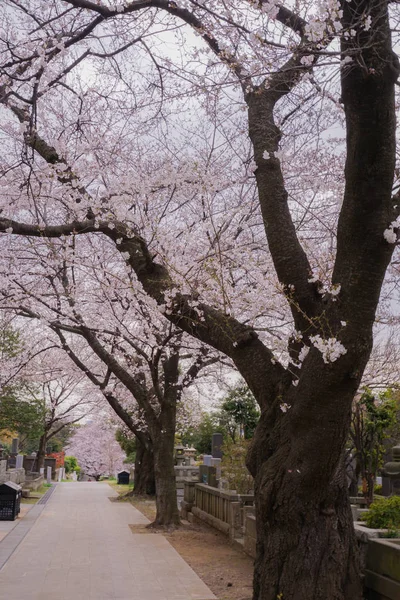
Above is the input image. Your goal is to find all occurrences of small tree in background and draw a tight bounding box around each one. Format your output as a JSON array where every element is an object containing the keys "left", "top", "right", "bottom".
[
  {"left": 0, "top": 393, "right": 45, "bottom": 449},
  {"left": 349, "top": 389, "right": 399, "bottom": 506},
  {"left": 66, "top": 420, "right": 126, "bottom": 480},
  {"left": 180, "top": 412, "right": 225, "bottom": 455},
  {"left": 221, "top": 437, "right": 254, "bottom": 494},
  {"left": 64, "top": 455, "right": 81, "bottom": 476},
  {"left": 219, "top": 384, "right": 260, "bottom": 441}
]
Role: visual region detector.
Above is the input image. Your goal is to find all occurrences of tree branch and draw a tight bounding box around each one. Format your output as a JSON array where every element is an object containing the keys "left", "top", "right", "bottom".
[{"left": 0, "top": 215, "right": 287, "bottom": 407}]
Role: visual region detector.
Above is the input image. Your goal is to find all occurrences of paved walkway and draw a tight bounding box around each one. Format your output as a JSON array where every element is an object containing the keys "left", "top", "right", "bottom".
[{"left": 0, "top": 483, "right": 216, "bottom": 600}]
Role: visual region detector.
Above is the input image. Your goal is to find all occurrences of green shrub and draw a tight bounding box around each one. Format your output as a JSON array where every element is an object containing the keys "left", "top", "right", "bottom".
[
  {"left": 221, "top": 438, "right": 253, "bottom": 494},
  {"left": 374, "top": 484, "right": 383, "bottom": 495},
  {"left": 361, "top": 495, "right": 400, "bottom": 530},
  {"left": 64, "top": 455, "right": 81, "bottom": 475}
]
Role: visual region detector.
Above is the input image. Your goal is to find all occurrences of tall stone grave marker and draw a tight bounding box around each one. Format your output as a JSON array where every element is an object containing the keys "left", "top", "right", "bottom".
[
  {"left": 11, "top": 438, "right": 19, "bottom": 455},
  {"left": 212, "top": 433, "right": 223, "bottom": 459},
  {"left": 47, "top": 466, "right": 52, "bottom": 485}
]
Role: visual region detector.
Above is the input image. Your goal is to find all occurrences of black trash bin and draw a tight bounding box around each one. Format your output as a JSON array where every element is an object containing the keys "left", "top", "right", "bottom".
[
  {"left": 117, "top": 470, "right": 130, "bottom": 485},
  {"left": 0, "top": 481, "right": 22, "bottom": 520}
]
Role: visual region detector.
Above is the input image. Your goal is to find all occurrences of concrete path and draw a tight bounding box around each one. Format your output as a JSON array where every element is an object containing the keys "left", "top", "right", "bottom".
[
  {"left": 0, "top": 504, "right": 33, "bottom": 542},
  {"left": 0, "top": 482, "right": 216, "bottom": 600}
]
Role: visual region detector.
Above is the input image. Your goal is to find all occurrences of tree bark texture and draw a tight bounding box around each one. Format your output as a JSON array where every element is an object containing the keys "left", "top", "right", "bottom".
[
  {"left": 133, "top": 439, "right": 156, "bottom": 496},
  {"left": 152, "top": 427, "right": 180, "bottom": 527},
  {"left": 36, "top": 433, "right": 47, "bottom": 471}
]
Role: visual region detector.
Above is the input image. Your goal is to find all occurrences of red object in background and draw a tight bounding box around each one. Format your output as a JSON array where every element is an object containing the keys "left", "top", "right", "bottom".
[{"left": 46, "top": 451, "right": 65, "bottom": 468}]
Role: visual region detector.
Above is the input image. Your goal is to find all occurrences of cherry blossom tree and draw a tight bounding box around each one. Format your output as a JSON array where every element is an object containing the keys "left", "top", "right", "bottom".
[
  {"left": 1, "top": 1, "right": 400, "bottom": 598},
  {"left": 66, "top": 418, "right": 126, "bottom": 479},
  {"left": 0, "top": 232, "right": 224, "bottom": 525},
  {"left": 54, "top": 323, "right": 221, "bottom": 526},
  {"left": 23, "top": 369, "right": 99, "bottom": 469}
]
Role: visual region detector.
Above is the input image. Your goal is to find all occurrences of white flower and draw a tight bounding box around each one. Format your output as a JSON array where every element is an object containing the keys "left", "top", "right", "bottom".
[
  {"left": 341, "top": 321, "right": 347, "bottom": 327},
  {"left": 263, "top": 150, "right": 271, "bottom": 160},
  {"left": 384, "top": 228, "right": 397, "bottom": 244},
  {"left": 298, "top": 345, "right": 310, "bottom": 363},
  {"left": 249, "top": 160, "right": 257, "bottom": 173},
  {"left": 341, "top": 56, "right": 353, "bottom": 67},
  {"left": 364, "top": 15, "right": 372, "bottom": 31},
  {"left": 310, "top": 335, "right": 347, "bottom": 364},
  {"left": 280, "top": 403, "right": 291, "bottom": 413},
  {"left": 331, "top": 284, "right": 341, "bottom": 296},
  {"left": 292, "top": 380, "right": 298, "bottom": 387},
  {"left": 300, "top": 55, "right": 314, "bottom": 66}
]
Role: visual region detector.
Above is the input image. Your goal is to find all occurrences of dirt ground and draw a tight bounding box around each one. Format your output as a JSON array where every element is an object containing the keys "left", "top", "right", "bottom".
[{"left": 125, "top": 495, "right": 254, "bottom": 600}]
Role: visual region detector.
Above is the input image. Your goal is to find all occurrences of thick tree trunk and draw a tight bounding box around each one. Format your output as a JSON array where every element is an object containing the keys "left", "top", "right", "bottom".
[
  {"left": 36, "top": 434, "right": 47, "bottom": 471},
  {"left": 247, "top": 347, "right": 368, "bottom": 600},
  {"left": 151, "top": 429, "right": 180, "bottom": 527},
  {"left": 133, "top": 440, "right": 155, "bottom": 496},
  {"left": 252, "top": 456, "right": 361, "bottom": 600}
]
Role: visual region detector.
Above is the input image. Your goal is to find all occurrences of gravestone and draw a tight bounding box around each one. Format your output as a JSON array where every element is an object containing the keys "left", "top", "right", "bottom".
[
  {"left": 46, "top": 466, "right": 52, "bottom": 485},
  {"left": 199, "top": 465, "right": 216, "bottom": 486},
  {"left": 71, "top": 471, "right": 77, "bottom": 481},
  {"left": 58, "top": 469, "right": 62, "bottom": 482},
  {"left": 199, "top": 465, "right": 208, "bottom": 484},
  {"left": 11, "top": 438, "right": 19, "bottom": 455},
  {"left": 39, "top": 467, "right": 44, "bottom": 476},
  {"left": 15, "top": 455, "right": 24, "bottom": 469},
  {"left": 212, "top": 433, "right": 223, "bottom": 459},
  {"left": 211, "top": 457, "right": 221, "bottom": 479},
  {"left": 203, "top": 455, "right": 212, "bottom": 466},
  {"left": 208, "top": 468, "right": 217, "bottom": 488}
]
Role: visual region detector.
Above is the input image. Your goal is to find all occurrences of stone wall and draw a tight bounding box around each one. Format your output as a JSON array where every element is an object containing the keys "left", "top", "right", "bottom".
[
  {"left": 23, "top": 474, "right": 44, "bottom": 491},
  {"left": 354, "top": 522, "right": 400, "bottom": 600},
  {"left": 0, "top": 460, "right": 25, "bottom": 485}
]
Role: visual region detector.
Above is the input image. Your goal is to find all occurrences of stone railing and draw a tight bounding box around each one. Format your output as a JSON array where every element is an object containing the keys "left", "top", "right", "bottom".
[
  {"left": 183, "top": 483, "right": 400, "bottom": 587},
  {"left": 244, "top": 509, "right": 256, "bottom": 558},
  {"left": 181, "top": 482, "right": 254, "bottom": 547}
]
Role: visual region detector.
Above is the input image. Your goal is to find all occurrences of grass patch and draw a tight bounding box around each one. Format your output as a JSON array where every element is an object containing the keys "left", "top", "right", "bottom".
[
  {"left": 107, "top": 481, "right": 134, "bottom": 497},
  {"left": 21, "top": 483, "right": 52, "bottom": 504}
]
